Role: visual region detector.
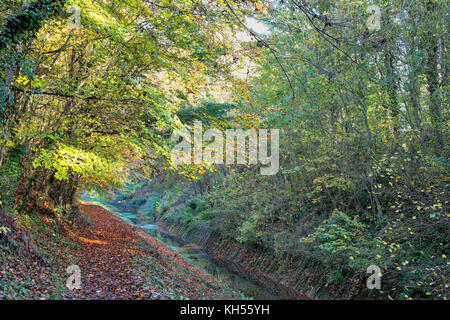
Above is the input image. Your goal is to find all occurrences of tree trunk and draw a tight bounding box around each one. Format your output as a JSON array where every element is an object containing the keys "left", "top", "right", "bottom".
[{"left": 424, "top": 0, "right": 443, "bottom": 154}]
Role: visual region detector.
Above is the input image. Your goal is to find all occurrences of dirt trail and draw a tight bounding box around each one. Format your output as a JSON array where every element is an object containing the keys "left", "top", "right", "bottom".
[{"left": 63, "top": 202, "right": 235, "bottom": 299}]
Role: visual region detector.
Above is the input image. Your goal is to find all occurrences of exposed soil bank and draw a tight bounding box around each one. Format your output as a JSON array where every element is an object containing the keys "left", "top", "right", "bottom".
[
  {"left": 159, "top": 222, "right": 314, "bottom": 300},
  {"left": 139, "top": 223, "right": 279, "bottom": 299}
]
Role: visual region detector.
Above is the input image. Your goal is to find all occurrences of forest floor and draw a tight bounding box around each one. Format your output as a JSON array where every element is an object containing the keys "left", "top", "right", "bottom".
[{"left": 0, "top": 202, "right": 240, "bottom": 300}]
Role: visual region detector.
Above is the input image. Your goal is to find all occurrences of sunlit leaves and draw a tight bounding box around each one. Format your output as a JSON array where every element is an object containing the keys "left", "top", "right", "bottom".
[{"left": 33, "top": 143, "right": 129, "bottom": 186}]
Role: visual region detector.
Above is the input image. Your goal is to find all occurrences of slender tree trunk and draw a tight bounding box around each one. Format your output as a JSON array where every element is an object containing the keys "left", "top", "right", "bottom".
[
  {"left": 384, "top": 49, "right": 399, "bottom": 131},
  {"left": 425, "top": 0, "right": 443, "bottom": 154},
  {"left": 382, "top": 16, "right": 400, "bottom": 135}
]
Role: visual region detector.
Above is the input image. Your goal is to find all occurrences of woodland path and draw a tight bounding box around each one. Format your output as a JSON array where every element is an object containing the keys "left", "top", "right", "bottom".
[{"left": 63, "top": 201, "right": 235, "bottom": 299}]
